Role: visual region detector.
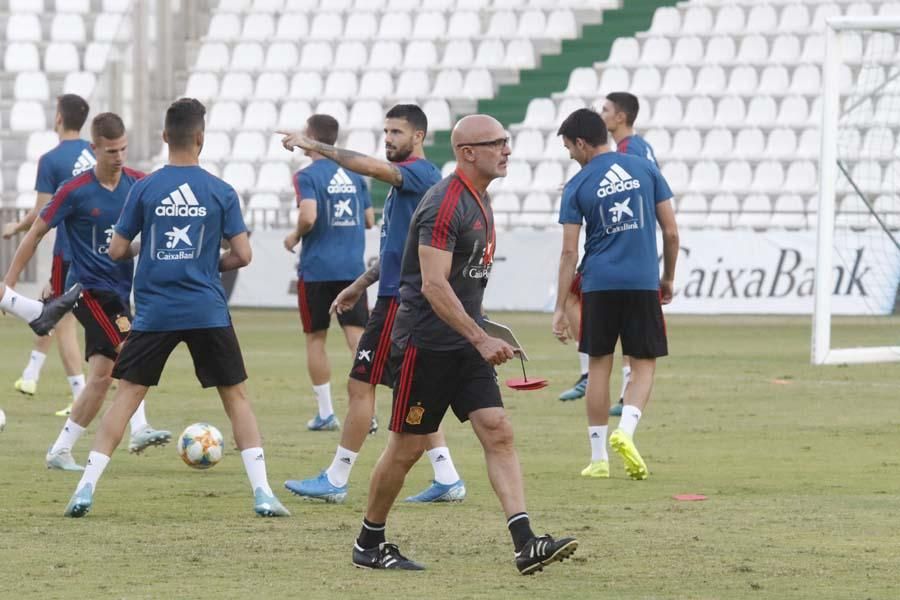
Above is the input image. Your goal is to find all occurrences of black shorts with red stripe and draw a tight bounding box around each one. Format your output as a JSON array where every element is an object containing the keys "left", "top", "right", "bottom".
[
  {"left": 297, "top": 278, "right": 368, "bottom": 334},
  {"left": 387, "top": 342, "right": 503, "bottom": 434},
  {"left": 349, "top": 296, "right": 399, "bottom": 387},
  {"left": 579, "top": 290, "right": 668, "bottom": 359},
  {"left": 73, "top": 289, "right": 132, "bottom": 361},
  {"left": 49, "top": 255, "right": 70, "bottom": 298}
]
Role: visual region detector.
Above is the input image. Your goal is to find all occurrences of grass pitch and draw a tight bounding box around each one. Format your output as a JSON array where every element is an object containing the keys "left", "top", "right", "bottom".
[{"left": 1, "top": 310, "right": 899, "bottom": 599}]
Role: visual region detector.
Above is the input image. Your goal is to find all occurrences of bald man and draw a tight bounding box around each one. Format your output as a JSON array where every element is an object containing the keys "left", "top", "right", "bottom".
[{"left": 351, "top": 115, "right": 578, "bottom": 575}]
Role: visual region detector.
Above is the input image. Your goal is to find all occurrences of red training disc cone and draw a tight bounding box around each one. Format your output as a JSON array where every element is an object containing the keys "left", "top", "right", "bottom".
[{"left": 505, "top": 377, "right": 549, "bottom": 391}]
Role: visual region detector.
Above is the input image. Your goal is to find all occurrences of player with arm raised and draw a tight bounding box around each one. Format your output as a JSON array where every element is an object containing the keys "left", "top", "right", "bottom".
[
  {"left": 2, "top": 94, "right": 92, "bottom": 415},
  {"left": 62, "top": 99, "right": 289, "bottom": 518},
  {"left": 553, "top": 108, "right": 678, "bottom": 481},
  {"left": 4, "top": 113, "right": 170, "bottom": 471},
  {"left": 280, "top": 105, "right": 467, "bottom": 504}
]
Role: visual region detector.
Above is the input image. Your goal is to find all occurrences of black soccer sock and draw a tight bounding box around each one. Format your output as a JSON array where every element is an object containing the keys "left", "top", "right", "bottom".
[
  {"left": 507, "top": 512, "right": 535, "bottom": 552},
  {"left": 357, "top": 518, "right": 386, "bottom": 549}
]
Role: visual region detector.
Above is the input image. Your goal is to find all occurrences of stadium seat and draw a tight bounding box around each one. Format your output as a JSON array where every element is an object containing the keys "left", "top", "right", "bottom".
[
  {"left": 733, "top": 128, "right": 765, "bottom": 159},
  {"left": 801, "top": 34, "right": 825, "bottom": 63},
  {"left": 475, "top": 40, "right": 506, "bottom": 69},
  {"left": 648, "top": 7, "right": 679, "bottom": 35},
  {"left": 598, "top": 67, "right": 630, "bottom": 95},
  {"left": 369, "top": 41, "right": 402, "bottom": 70},
  {"left": 255, "top": 72, "right": 289, "bottom": 101},
  {"left": 559, "top": 68, "right": 597, "bottom": 98},
  {"left": 690, "top": 161, "right": 722, "bottom": 193},
  {"left": 201, "top": 132, "right": 232, "bottom": 162},
  {"left": 675, "top": 194, "right": 708, "bottom": 227},
  {"left": 232, "top": 132, "right": 266, "bottom": 161},
  {"left": 231, "top": 43, "right": 264, "bottom": 71},
  {"left": 310, "top": 13, "right": 344, "bottom": 41},
  {"left": 413, "top": 12, "right": 446, "bottom": 40},
  {"left": 774, "top": 194, "right": 808, "bottom": 229},
  {"left": 5, "top": 43, "right": 40, "bottom": 72},
  {"left": 242, "top": 14, "right": 275, "bottom": 40},
  {"left": 102, "top": 0, "right": 131, "bottom": 10},
  {"left": 530, "top": 161, "right": 563, "bottom": 192},
  {"left": 344, "top": 13, "right": 377, "bottom": 40},
  {"left": 630, "top": 67, "right": 662, "bottom": 97},
  {"left": 682, "top": 6, "right": 713, "bottom": 35},
  {"left": 643, "top": 128, "right": 671, "bottom": 158},
  {"left": 220, "top": 72, "right": 254, "bottom": 101},
  {"left": 751, "top": 161, "right": 786, "bottom": 193},
  {"left": 849, "top": 161, "right": 883, "bottom": 193},
  {"left": 719, "top": 160, "right": 752, "bottom": 192},
  {"left": 860, "top": 126, "right": 894, "bottom": 159},
  {"left": 669, "top": 129, "right": 701, "bottom": 159},
  {"left": 758, "top": 66, "right": 790, "bottom": 95},
  {"left": 84, "top": 42, "right": 111, "bottom": 72},
  {"left": 423, "top": 99, "right": 451, "bottom": 130},
  {"left": 265, "top": 42, "right": 298, "bottom": 71},
  {"left": 784, "top": 161, "right": 817, "bottom": 193},
  {"left": 765, "top": 128, "right": 798, "bottom": 159},
  {"left": 441, "top": 40, "right": 474, "bottom": 69},
  {"left": 275, "top": 14, "right": 309, "bottom": 39},
  {"left": 51, "top": 14, "right": 86, "bottom": 43},
  {"left": 345, "top": 129, "right": 377, "bottom": 155},
  {"left": 726, "top": 65, "right": 758, "bottom": 95},
  {"left": 277, "top": 100, "right": 312, "bottom": 130},
  {"left": 14, "top": 72, "right": 50, "bottom": 101},
  {"left": 542, "top": 131, "right": 569, "bottom": 160},
  {"left": 195, "top": 43, "right": 230, "bottom": 71},
  {"left": 714, "top": 96, "right": 746, "bottom": 127},
  {"left": 56, "top": 0, "right": 88, "bottom": 10},
  {"left": 650, "top": 96, "right": 683, "bottom": 127},
  {"left": 498, "top": 161, "right": 532, "bottom": 193},
  {"left": 315, "top": 100, "right": 349, "bottom": 126},
  {"left": 45, "top": 43, "right": 80, "bottom": 73},
  {"left": 704, "top": 36, "right": 736, "bottom": 65},
  {"left": 463, "top": 69, "right": 493, "bottom": 99},
  {"left": 546, "top": 10, "right": 578, "bottom": 39},
  {"left": 11, "top": 0, "right": 43, "bottom": 11},
  {"left": 521, "top": 99, "right": 556, "bottom": 130},
  {"left": 776, "top": 96, "right": 809, "bottom": 127},
  {"left": 92, "top": 13, "right": 126, "bottom": 42},
  {"left": 377, "top": 12, "right": 412, "bottom": 40},
  {"left": 836, "top": 194, "right": 875, "bottom": 229},
  {"left": 348, "top": 100, "right": 383, "bottom": 129},
  {"left": 700, "top": 128, "right": 733, "bottom": 159},
  {"left": 289, "top": 72, "right": 323, "bottom": 100},
  {"left": 208, "top": 102, "right": 243, "bottom": 131},
  {"left": 513, "top": 130, "right": 545, "bottom": 161},
  {"left": 255, "top": 162, "right": 293, "bottom": 192},
  {"left": 17, "top": 162, "right": 38, "bottom": 192},
  {"left": 737, "top": 35, "right": 768, "bottom": 64},
  {"left": 323, "top": 71, "right": 359, "bottom": 100},
  {"left": 10, "top": 101, "right": 47, "bottom": 132},
  {"left": 26, "top": 131, "right": 58, "bottom": 161},
  {"left": 358, "top": 71, "right": 395, "bottom": 100},
  {"left": 640, "top": 37, "right": 672, "bottom": 66},
  {"left": 206, "top": 14, "right": 241, "bottom": 41},
  {"left": 431, "top": 70, "right": 464, "bottom": 99},
  {"left": 694, "top": 66, "right": 726, "bottom": 95},
  {"left": 661, "top": 66, "right": 693, "bottom": 95},
  {"left": 223, "top": 162, "right": 256, "bottom": 194},
  {"left": 714, "top": 5, "right": 744, "bottom": 34},
  {"left": 555, "top": 97, "right": 586, "bottom": 126},
  {"left": 333, "top": 42, "right": 368, "bottom": 71},
  {"left": 771, "top": 34, "right": 801, "bottom": 64},
  {"left": 746, "top": 4, "right": 777, "bottom": 33},
  {"left": 790, "top": 64, "right": 821, "bottom": 95},
  {"left": 394, "top": 70, "right": 430, "bottom": 99},
  {"left": 253, "top": 0, "right": 285, "bottom": 11},
  {"left": 746, "top": 97, "right": 777, "bottom": 126},
  {"left": 6, "top": 14, "right": 42, "bottom": 42},
  {"left": 609, "top": 38, "right": 640, "bottom": 65},
  {"left": 242, "top": 100, "right": 278, "bottom": 130},
  {"left": 447, "top": 12, "right": 481, "bottom": 39},
  {"left": 672, "top": 36, "right": 703, "bottom": 64},
  {"left": 706, "top": 194, "right": 739, "bottom": 228},
  {"left": 492, "top": 193, "right": 521, "bottom": 213},
  {"left": 63, "top": 72, "right": 96, "bottom": 98},
  {"left": 405, "top": 41, "right": 439, "bottom": 70}
]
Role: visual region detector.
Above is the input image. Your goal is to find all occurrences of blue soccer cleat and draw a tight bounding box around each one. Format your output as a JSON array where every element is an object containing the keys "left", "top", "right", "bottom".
[
  {"left": 284, "top": 472, "right": 347, "bottom": 504},
  {"left": 404, "top": 479, "right": 466, "bottom": 503},
  {"left": 253, "top": 487, "right": 291, "bottom": 517},
  {"left": 558, "top": 374, "right": 587, "bottom": 401},
  {"left": 307, "top": 414, "right": 340, "bottom": 431},
  {"left": 64, "top": 483, "right": 93, "bottom": 518}
]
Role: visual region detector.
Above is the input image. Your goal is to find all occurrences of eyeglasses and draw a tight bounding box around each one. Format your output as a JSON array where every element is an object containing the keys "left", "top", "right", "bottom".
[{"left": 455, "top": 137, "right": 511, "bottom": 149}]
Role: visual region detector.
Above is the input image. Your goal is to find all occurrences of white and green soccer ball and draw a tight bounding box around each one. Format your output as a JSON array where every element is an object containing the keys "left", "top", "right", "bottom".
[
  {"left": 177, "top": 423, "right": 224, "bottom": 469},
  {"left": 0, "top": 408, "right": 6, "bottom": 432}
]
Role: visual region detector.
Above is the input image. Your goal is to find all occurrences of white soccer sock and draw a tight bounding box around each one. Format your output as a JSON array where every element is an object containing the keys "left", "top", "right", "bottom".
[
  {"left": 51, "top": 418, "right": 86, "bottom": 454},
  {"left": 325, "top": 445, "right": 358, "bottom": 488},
  {"left": 588, "top": 426, "right": 609, "bottom": 462},
  {"left": 129, "top": 400, "right": 149, "bottom": 434},
  {"left": 619, "top": 405, "right": 642, "bottom": 438},
  {"left": 22, "top": 351, "right": 47, "bottom": 382},
  {"left": 313, "top": 383, "right": 333, "bottom": 419},
  {"left": 0, "top": 287, "right": 43, "bottom": 323},
  {"left": 618, "top": 365, "right": 632, "bottom": 401},
  {"left": 427, "top": 446, "right": 460, "bottom": 485},
  {"left": 67, "top": 374, "right": 85, "bottom": 401},
  {"left": 241, "top": 447, "right": 273, "bottom": 496},
  {"left": 578, "top": 353, "right": 590, "bottom": 377},
  {"left": 76, "top": 451, "right": 110, "bottom": 494}
]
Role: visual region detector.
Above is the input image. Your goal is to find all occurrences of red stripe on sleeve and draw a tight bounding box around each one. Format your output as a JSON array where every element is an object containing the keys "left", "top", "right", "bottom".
[
  {"left": 40, "top": 172, "right": 92, "bottom": 224},
  {"left": 430, "top": 179, "right": 462, "bottom": 249}
]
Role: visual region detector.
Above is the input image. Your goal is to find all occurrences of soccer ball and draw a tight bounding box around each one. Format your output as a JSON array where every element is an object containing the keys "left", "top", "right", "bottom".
[
  {"left": 0, "top": 408, "right": 5, "bottom": 432},
  {"left": 177, "top": 423, "right": 224, "bottom": 469}
]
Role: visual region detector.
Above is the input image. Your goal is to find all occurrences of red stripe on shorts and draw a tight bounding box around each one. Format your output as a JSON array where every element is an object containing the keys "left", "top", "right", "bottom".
[
  {"left": 83, "top": 291, "right": 121, "bottom": 347},
  {"left": 391, "top": 345, "right": 417, "bottom": 432},
  {"left": 51, "top": 255, "right": 64, "bottom": 297},
  {"left": 370, "top": 298, "right": 399, "bottom": 385},
  {"left": 297, "top": 278, "right": 313, "bottom": 333}
]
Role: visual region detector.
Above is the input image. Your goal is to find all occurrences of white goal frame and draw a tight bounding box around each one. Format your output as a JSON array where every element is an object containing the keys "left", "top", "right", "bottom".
[{"left": 813, "top": 16, "right": 900, "bottom": 365}]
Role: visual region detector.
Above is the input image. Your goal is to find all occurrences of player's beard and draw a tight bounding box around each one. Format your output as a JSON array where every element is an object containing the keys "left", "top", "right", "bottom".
[{"left": 386, "top": 143, "right": 413, "bottom": 163}]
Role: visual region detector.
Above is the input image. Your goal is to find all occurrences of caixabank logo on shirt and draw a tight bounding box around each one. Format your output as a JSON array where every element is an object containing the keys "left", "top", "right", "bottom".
[
  {"left": 92, "top": 226, "right": 115, "bottom": 254},
  {"left": 154, "top": 223, "right": 201, "bottom": 261},
  {"left": 155, "top": 183, "right": 207, "bottom": 217}
]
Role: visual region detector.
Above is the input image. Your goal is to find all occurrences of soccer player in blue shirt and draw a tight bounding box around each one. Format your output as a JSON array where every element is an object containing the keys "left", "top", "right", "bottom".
[
  {"left": 3, "top": 113, "right": 170, "bottom": 471},
  {"left": 281, "top": 114, "right": 374, "bottom": 433},
  {"left": 559, "top": 92, "right": 659, "bottom": 413},
  {"left": 2, "top": 94, "right": 93, "bottom": 415},
  {"left": 279, "top": 105, "right": 467, "bottom": 504},
  {"left": 553, "top": 108, "right": 679, "bottom": 481},
  {"left": 63, "top": 98, "right": 289, "bottom": 518}
]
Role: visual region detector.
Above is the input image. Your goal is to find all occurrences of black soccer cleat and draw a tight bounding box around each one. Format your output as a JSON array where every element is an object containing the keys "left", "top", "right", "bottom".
[
  {"left": 28, "top": 283, "right": 82, "bottom": 336},
  {"left": 515, "top": 535, "right": 579, "bottom": 575},
  {"left": 352, "top": 542, "right": 425, "bottom": 571}
]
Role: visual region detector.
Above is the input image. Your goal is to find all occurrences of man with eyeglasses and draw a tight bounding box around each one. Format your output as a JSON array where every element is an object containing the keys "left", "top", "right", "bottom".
[{"left": 350, "top": 114, "right": 578, "bottom": 575}]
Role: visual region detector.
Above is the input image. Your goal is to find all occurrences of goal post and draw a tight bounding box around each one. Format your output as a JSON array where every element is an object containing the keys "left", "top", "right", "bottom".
[{"left": 813, "top": 16, "right": 900, "bottom": 365}]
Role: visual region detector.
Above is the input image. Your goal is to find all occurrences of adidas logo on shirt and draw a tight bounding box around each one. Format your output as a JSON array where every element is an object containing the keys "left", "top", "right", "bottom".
[
  {"left": 71, "top": 149, "right": 96, "bottom": 177},
  {"left": 156, "top": 183, "right": 207, "bottom": 217},
  {"left": 596, "top": 164, "right": 641, "bottom": 199},
  {"left": 327, "top": 168, "right": 357, "bottom": 194}
]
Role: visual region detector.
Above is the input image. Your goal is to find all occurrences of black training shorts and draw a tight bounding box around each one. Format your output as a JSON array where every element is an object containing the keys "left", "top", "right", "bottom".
[
  {"left": 579, "top": 290, "right": 668, "bottom": 359},
  {"left": 297, "top": 278, "right": 368, "bottom": 333}
]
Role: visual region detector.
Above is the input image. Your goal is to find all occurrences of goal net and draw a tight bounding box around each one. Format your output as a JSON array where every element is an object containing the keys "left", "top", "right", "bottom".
[{"left": 814, "top": 16, "right": 900, "bottom": 364}]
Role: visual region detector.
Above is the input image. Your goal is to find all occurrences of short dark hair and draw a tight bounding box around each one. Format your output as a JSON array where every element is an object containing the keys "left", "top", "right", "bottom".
[
  {"left": 557, "top": 108, "right": 608, "bottom": 147},
  {"left": 605, "top": 92, "right": 640, "bottom": 127},
  {"left": 306, "top": 114, "right": 339, "bottom": 146},
  {"left": 385, "top": 104, "right": 428, "bottom": 136},
  {"left": 165, "top": 98, "right": 206, "bottom": 149},
  {"left": 91, "top": 112, "right": 125, "bottom": 141},
  {"left": 57, "top": 94, "right": 89, "bottom": 131}
]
